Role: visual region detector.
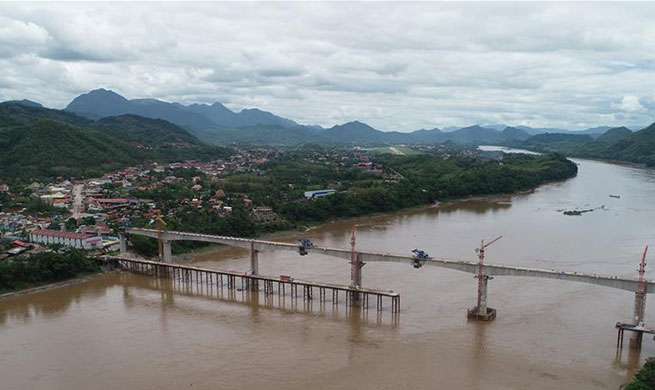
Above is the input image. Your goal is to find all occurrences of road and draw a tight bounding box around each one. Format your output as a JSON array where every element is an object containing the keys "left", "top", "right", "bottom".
[{"left": 70, "top": 183, "right": 84, "bottom": 220}]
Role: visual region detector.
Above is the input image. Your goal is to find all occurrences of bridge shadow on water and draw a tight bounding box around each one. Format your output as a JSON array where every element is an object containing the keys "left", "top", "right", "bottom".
[{"left": 117, "top": 273, "right": 400, "bottom": 329}]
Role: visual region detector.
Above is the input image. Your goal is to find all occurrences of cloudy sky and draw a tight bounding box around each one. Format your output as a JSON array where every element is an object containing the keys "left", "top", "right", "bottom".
[{"left": 1, "top": 2, "right": 655, "bottom": 131}]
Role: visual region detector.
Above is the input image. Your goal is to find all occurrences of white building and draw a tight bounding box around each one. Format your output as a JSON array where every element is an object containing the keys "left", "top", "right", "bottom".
[
  {"left": 29, "top": 230, "right": 103, "bottom": 250},
  {"left": 304, "top": 189, "right": 337, "bottom": 199}
]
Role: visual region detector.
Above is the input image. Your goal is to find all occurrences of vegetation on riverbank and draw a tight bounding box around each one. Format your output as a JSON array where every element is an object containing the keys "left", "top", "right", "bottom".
[
  {"left": 130, "top": 152, "right": 577, "bottom": 257},
  {"left": 279, "top": 153, "right": 577, "bottom": 223},
  {"left": 0, "top": 250, "right": 100, "bottom": 293},
  {"left": 625, "top": 358, "right": 655, "bottom": 390}
]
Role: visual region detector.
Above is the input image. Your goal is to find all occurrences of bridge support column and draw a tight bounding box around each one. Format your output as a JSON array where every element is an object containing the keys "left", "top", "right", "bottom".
[
  {"left": 250, "top": 243, "right": 259, "bottom": 275},
  {"left": 350, "top": 253, "right": 365, "bottom": 302},
  {"left": 468, "top": 275, "right": 496, "bottom": 321},
  {"left": 119, "top": 233, "right": 128, "bottom": 255},
  {"left": 250, "top": 242, "right": 259, "bottom": 291},
  {"left": 162, "top": 240, "right": 172, "bottom": 263},
  {"left": 630, "top": 291, "right": 647, "bottom": 348},
  {"left": 351, "top": 253, "right": 363, "bottom": 288}
]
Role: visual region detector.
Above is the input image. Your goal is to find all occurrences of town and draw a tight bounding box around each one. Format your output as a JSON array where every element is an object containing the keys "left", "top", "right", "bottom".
[{"left": 0, "top": 144, "right": 466, "bottom": 260}]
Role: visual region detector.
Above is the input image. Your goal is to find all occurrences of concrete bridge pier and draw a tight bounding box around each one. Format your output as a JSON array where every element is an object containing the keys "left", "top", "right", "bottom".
[
  {"left": 250, "top": 241, "right": 259, "bottom": 291},
  {"left": 468, "top": 274, "right": 496, "bottom": 321},
  {"left": 162, "top": 240, "right": 172, "bottom": 263},
  {"left": 119, "top": 233, "right": 128, "bottom": 255},
  {"left": 350, "top": 253, "right": 365, "bottom": 303},
  {"left": 630, "top": 291, "right": 647, "bottom": 348}
]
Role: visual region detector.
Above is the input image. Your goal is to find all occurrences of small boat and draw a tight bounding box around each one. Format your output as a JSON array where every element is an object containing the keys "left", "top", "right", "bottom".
[{"left": 609, "top": 195, "right": 621, "bottom": 199}]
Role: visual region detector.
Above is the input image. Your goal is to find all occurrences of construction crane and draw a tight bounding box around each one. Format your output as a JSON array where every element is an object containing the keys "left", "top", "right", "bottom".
[
  {"left": 156, "top": 211, "right": 167, "bottom": 262},
  {"left": 474, "top": 235, "right": 503, "bottom": 314},
  {"left": 634, "top": 245, "right": 649, "bottom": 325},
  {"left": 411, "top": 249, "right": 429, "bottom": 268}
]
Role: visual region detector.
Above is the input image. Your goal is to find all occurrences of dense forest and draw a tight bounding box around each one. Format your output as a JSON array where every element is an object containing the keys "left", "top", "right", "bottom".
[
  {"left": 0, "top": 250, "right": 100, "bottom": 293},
  {"left": 511, "top": 121, "right": 655, "bottom": 166},
  {"left": 0, "top": 102, "right": 231, "bottom": 182},
  {"left": 278, "top": 153, "right": 577, "bottom": 223}
]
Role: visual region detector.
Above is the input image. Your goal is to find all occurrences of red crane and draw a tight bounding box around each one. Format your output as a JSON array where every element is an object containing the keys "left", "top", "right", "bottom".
[{"left": 473, "top": 235, "right": 502, "bottom": 318}]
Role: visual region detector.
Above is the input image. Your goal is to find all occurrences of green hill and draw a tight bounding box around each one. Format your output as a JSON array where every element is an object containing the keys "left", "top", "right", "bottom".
[
  {"left": 603, "top": 123, "right": 655, "bottom": 165},
  {"left": 515, "top": 122, "right": 655, "bottom": 166},
  {"left": 0, "top": 119, "right": 142, "bottom": 179},
  {"left": 0, "top": 102, "right": 92, "bottom": 128},
  {"left": 91, "top": 114, "right": 202, "bottom": 147},
  {"left": 0, "top": 103, "right": 232, "bottom": 181},
  {"left": 596, "top": 126, "right": 632, "bottom": 143}
]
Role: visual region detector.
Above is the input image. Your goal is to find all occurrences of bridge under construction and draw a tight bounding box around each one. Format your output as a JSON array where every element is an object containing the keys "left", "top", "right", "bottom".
[{"left": 119, "top": 227, "right": 654, "bottom": 347}]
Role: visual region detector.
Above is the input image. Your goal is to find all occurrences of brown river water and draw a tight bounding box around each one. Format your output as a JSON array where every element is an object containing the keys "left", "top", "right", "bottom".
[{"left": 2, "top": 151, "right": 655, "bottom": 390}]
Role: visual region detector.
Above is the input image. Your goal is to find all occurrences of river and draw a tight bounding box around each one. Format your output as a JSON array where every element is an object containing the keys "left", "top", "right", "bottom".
[{"left": 2, "top": 152, "right": 655, "bottom": 389}]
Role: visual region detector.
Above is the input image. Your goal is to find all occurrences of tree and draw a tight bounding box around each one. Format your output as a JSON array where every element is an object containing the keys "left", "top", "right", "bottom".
[
  {"left": 625, "top": 358, "right": 655, "bottom": 390},
  {"left": 66, "top": 217, "right": 78, "bottom": 231}
]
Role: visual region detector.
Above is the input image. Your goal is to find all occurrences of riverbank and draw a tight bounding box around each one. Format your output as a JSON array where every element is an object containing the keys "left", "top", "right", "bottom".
[
  {"left": 500, "top": 144, "right": 653, "bottom": 169},
  {"left": 0, "top": 271, "right": 107, "bottom": 300},
  {"left": 0, "top": 250, "right": 103, "bottom": 296}
]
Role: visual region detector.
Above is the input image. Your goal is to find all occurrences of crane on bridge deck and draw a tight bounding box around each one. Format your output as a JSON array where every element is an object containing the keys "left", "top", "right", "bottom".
[{"left": 616, "top": 245, "right": 652, "bottom": 350}]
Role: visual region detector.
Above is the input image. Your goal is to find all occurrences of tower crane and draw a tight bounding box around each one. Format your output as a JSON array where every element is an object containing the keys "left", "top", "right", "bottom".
[{"left": 156, "top": 211, "right": 167, "bottom": 262}]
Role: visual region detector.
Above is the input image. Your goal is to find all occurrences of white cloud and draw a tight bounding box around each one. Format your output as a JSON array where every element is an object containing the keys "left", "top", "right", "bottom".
[
  {"left": 0, "top": 2, "right": 654, "bottom": 130},
  {"left": 615, "top": 95, "right": 644, "bottom": 112}
]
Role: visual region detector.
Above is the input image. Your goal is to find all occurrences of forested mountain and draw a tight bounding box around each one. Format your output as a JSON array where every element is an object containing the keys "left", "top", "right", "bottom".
[
  {"left": 62, "top": 88, "right": 609, "bottom": 147},
  {"left": 596, "top": 126, "right": 632, "bottom": 143},
  {"left": 0, "top": 119, "right": 142, "bottom": 179},
  {"left": 0, "top": 101, "right": 92, "bottom": 128},
  {"left": 92, "top": 115, "right": 201, "bottom": 147},
  {"left": 189, "top": 121, "right": 533, "bottom": 146},
  {"left": 513, "top": 122, "right": 655, "bottom": 166},
  {"left": 601, "top": 122, "right": 655, "bottom": 165},
  {"left": 325, "top": 121, "right": 386, "bottom": 143},
  {"left": 519, "top": 133, "right": 595, "bottom": 151},
  {"left": 0, "top": 102, "right": 230, "bottom": 181}
]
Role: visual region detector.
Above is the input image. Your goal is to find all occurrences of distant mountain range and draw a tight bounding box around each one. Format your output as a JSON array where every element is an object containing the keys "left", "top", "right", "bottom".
[
  {"left": 58, "top": 88, "right": 628, "bottom": 146},
  {"left": 66, "top": 88, "right": 297, "bottom": 130},
  {"left": 1, "top": 95, "right": 654, "bottom": 179}
]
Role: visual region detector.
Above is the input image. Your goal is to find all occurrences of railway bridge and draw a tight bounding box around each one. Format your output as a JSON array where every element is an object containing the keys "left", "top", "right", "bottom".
[{"left": 120, "top": 227, "right": 654, "bottom": 346}]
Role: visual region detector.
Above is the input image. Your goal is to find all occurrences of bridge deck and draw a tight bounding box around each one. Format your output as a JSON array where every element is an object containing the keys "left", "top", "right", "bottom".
[{"left": 124, "top": 228, "right": 654, "bottom": 293}]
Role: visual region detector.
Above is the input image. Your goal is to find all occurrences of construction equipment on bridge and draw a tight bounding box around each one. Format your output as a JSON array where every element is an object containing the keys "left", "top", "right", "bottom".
[
  {"left": 468, "top": 235, "right": 503, "bottom": 321},
  {"left": 156, "top": 211, "right": 167, "bottom": 262},
  {"left": 350, "top": 225, "right": 365, "bottom": 291},
  {"left": 411, "top": 249, "right": 429, "bottom": 269},
  {"left": 298, "top": 238, "right": 314, "bottom": 256},
  {"left": 624, "top": 245, "right": 649, "bottom": 349}
]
